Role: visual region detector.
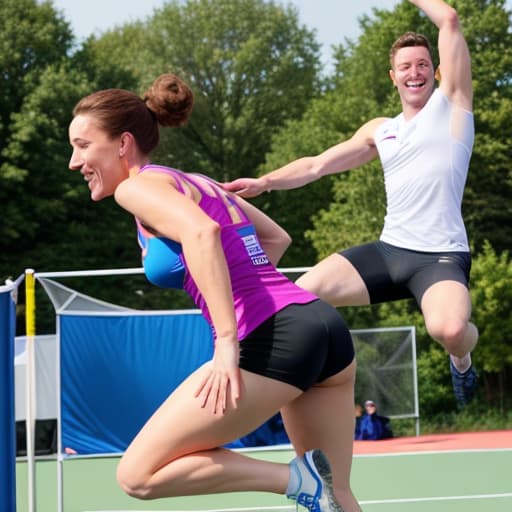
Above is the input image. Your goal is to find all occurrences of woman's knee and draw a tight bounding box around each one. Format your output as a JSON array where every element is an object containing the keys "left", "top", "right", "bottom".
[{"left": 116, "top": 457, "right": 155, "bottom": 500}]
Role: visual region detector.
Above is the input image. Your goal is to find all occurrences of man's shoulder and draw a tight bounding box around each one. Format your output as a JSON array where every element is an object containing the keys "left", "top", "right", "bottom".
[
  {"left": 372, "top": 115, "right": 401, "bottom": 144},
  {"left": 371, "top": 116, "right": 396, "bottom": 131},
  {"left": 369, "top": 116, "right": 393, "bottom": 129},
  {"left": 356, "top": 117, "right": 392, "bottom": 145}
]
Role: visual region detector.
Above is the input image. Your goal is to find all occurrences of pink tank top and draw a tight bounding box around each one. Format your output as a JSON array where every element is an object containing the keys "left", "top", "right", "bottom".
[{"left": 136, "top": 165, "right": 317, "bottom": 340}]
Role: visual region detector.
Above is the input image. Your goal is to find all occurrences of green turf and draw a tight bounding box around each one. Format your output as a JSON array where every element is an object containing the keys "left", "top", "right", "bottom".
[{"left": 15, "top": 447, "right": 512, "bottom": 512}]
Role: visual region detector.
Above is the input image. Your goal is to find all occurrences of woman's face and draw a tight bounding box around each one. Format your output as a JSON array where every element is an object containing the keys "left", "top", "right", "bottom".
[{"left": 68, "top": 114, "right": 126, "bottom": 201}]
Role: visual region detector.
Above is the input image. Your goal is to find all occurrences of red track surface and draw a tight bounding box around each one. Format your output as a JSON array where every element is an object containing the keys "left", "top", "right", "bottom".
[{"left": 353, "top": 430, "right": 512, "bottom": 454}]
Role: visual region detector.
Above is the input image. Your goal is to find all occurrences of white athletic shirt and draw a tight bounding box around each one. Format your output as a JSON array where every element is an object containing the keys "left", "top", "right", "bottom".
[{"left": 375, "top": 88, "right": 474, "bottom": 252}]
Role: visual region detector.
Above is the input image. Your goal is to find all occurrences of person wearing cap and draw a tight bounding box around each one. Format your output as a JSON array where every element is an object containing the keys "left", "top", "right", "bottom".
[{"left": 355, "top": 400, "right": 393, "bottom": 441}]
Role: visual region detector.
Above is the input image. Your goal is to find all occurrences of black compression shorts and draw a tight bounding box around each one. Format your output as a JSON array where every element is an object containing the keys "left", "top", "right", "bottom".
[
  {"left": 239, "top": 300, "right": 354, "bottom": 391},
  {"left": 341, "top": 240, "right": 471, "bottom": 306}
]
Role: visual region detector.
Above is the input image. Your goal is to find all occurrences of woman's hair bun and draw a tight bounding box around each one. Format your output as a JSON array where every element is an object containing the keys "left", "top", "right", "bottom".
[{"left": 143, "top": 73, "right": 194, "bottom": 127}]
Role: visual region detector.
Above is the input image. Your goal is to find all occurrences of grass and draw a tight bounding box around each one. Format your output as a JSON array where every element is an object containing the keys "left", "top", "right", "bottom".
[{"left": 390, "top": 404, "right": 512, "bottom": 438}]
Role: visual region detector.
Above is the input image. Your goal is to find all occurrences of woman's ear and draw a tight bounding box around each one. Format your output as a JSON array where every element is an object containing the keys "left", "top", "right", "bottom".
[{"left": 119, "top": 132, "right": 133, "bottom": 157}]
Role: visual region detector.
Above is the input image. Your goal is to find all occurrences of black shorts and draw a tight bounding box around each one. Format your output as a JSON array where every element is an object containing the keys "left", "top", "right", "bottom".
[
  {"left": 239, "top": 300, "right": 354, "bottom": 391},
  {"left": 341, "top": 241, "right": 471, "bottom": 306}
]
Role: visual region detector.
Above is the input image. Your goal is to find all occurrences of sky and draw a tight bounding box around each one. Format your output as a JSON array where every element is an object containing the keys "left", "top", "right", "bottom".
[{"left": 51, "top": 0, "right": 402, "bottom": 68}]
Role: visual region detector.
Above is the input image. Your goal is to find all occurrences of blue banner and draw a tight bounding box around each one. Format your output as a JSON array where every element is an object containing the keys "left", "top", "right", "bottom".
[
  {"left": 0, "top": 284, "right": 17, "bottom": 511},
  {"left": 60, "top": 312, "right": 214, "bottom": 454}
]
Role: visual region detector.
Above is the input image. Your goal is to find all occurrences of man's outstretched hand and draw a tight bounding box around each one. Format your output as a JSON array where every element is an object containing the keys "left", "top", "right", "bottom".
[{"left": 221, "top": 177, "right": 266, "bottom": 198}]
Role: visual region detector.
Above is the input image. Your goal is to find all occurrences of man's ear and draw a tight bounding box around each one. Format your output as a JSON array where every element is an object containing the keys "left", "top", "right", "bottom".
[
  {"left": 435, "top": 66, "right": 441, "bottom": 82},
  {"left": 389, "top": 69, "right": 397, "bottom": 87}
]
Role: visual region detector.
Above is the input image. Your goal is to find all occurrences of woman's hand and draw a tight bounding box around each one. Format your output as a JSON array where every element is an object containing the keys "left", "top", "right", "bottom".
[{"left": 195, "top": 337, "right": 241, "bottom": 414}]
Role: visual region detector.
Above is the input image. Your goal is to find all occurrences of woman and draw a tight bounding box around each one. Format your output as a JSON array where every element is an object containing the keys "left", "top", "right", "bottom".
[{"left": 68, "top": 73, "right": 361, "bottom": 512}]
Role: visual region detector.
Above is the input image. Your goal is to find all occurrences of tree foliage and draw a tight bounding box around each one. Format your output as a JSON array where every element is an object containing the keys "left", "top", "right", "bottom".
[
  {"left": 0, "top": 0, "right": 73, "bottom": 143},
  {"left": 0, "top": 0, "right": 75, "bottom": 270},
  {"left": 470, "top": 242, "right": 512, "bottom": 372},
  {"left": 81, "top": 0, "right": 321, "bottom": 182}
]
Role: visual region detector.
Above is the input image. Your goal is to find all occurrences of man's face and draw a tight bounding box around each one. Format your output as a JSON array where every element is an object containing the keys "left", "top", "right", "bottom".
[{"left": 389, "top": 45, "right": 436, "bottom": 110}]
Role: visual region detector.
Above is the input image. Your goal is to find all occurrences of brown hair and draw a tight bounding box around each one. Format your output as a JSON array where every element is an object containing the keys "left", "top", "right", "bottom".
[
  {"left": 72, "top": 73, "right": 194, "bottom": 154},
  {"left": 389, "top": 32, "right": 434, "bottom": 68}
]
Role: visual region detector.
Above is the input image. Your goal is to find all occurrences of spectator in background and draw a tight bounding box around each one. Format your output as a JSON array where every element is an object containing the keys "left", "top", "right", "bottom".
[
  {"left": 355, "top": 400, "right": 393, "bottom": 441},
  {"left": 354, "top": 404, "right": 363, "bottom": 440}
]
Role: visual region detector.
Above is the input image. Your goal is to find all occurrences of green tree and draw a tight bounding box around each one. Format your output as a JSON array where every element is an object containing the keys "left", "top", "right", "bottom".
[
  {"left": 81, "top": 0, "right": 322, "bottom": 183},
  {"left": 0, "top": 0, "right": 74, "bottom": 277},
  {"left": 255, "top": 93, "right": 344, "bottom": 264},
  {"left": 0, "top": 62, "right": 138, "bottom": 266},
  {"left": 469, "top": 241, "right": 512, "bottom": 405},
  {"left": 0, "top": 0, "right": 73, "bottom": 145}
]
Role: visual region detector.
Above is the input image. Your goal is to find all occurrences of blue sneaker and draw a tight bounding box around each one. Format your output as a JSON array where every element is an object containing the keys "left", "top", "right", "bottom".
[
  {"left": 286, "top": 449, "right": 343, "bottom": 511},
  {"left": 450, "top": 360, "right": 477, "bottom": 407}
]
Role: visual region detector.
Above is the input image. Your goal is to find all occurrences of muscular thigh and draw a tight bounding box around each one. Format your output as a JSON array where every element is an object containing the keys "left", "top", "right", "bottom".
[
  {"left": 121, "top": 364, "right": 300, "bottom": 476},
  {"left": 421, "top": 280, "right": 472, "bottom": 324},
  {"left": 296, "top": 253, "right": 370, "bottom": 306},
  {"left": 121, "top": 302, "right": 354, "bottom": 476}
]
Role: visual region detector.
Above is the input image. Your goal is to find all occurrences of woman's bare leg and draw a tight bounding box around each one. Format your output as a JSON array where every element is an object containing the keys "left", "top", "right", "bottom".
[
  {"left": 116, "top": 363, "right": 302, "bottom": 499},
  {"left": 282, "top": 360, "right": 362, "bottom": 512}
]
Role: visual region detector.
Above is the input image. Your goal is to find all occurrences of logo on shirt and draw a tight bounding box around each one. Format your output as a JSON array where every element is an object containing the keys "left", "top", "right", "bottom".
[
  {"left": 237, "top": 225, "right": 269, "bottom": 266},
  {"left": 379, "top": 127, "right": 397, "bottom": 142},
  {"left": 242, "top": 233, "right": 269, "bottom": 266}
]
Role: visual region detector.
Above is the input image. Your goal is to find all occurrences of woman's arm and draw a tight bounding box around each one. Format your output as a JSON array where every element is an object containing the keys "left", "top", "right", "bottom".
[
  {"left": 115, "top": 173, "right": 241, "bottom": 414},
  {"left": 232, "top": 194, "right": 291, "bottom": 267}
]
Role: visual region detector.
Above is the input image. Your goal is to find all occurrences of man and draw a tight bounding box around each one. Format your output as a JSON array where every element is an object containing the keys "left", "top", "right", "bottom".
[{"left": 224, "top": 0, "right": 477, "bottom": 407}]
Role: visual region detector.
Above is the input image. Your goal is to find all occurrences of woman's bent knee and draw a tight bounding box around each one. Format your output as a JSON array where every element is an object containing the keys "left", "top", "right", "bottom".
[{"left": 116, "top": 458, "right": 154, "bottom": 500}]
